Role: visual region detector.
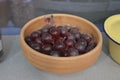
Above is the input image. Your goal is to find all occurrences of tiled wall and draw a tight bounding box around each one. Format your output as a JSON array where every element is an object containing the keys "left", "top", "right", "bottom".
[
  {"left": 34, "top": 0, "right": 120, "bottom": 22},
  {"left": 1, "top": 0, "right": 120, "bottom": 27},
  {"left": 0, "top": 0, "right": 120, "bottom": 35}
]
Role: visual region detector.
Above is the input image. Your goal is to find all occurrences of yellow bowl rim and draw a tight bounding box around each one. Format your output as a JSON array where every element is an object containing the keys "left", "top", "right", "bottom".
[{"left": 104, "top": 14, "right": 120, "bottom": 45}]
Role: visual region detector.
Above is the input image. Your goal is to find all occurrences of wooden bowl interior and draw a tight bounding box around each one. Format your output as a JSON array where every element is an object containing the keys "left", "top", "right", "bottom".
[
  {"left": 23, "top": 14, "right": 99, "bottom": 43},
  {"left": 20, "top": 14, "right": 102, "bottom": 74}
]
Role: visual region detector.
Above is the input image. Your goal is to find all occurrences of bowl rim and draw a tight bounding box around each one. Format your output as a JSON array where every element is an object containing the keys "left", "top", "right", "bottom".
[
  {"left": 104, "top": 14, "right": 120, "bottom": 45},
  {"left": 20, "top": 13, "right": 102, "bottom": 60}
]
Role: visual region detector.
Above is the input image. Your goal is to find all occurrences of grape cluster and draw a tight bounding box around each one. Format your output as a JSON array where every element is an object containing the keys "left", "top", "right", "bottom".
[{"left": 25, "top": 25, "right": 97, "bottom": 57}]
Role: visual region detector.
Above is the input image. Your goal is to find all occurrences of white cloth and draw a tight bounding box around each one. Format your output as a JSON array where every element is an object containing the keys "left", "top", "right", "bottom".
[{"left": 0, "top": 33, "right": 120, "bottom": 80}]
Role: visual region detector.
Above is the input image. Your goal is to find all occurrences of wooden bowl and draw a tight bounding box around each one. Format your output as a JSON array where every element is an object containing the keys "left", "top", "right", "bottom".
[{"left": 20, "top": 14, "right": 102, "bottom": 74}]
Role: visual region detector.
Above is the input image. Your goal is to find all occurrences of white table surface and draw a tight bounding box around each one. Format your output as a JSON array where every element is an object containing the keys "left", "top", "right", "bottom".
[{"left": 0, "top": 33, "right": 120, "bottom": 80}]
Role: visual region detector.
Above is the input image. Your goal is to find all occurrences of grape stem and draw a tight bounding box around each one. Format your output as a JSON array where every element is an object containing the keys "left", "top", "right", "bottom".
[{"left": 44, "top": 14, "right": 55, "bottom": 26}]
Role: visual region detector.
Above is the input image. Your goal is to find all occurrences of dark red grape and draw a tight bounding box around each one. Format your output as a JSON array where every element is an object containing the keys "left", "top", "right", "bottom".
[
  {"left": 70, "top": 27, "right": 79, "bottom": 34},
  {"left": 25, "top": 24, "right": 97, "bottom": 57},
  {"left": 55, "top": 37, "right": 64, "bottom": 44},
  {"left": 64, "top": 25, "right": 71, "bottom": 31},
  {"left": 35, "top": 38, "right": 43, "bottom": 45},
  {"left": 42, "top": 28, "right": 49, "bottom": 33},
  {"left": 82, "top": 34, "right": 92, "bottom": 43},
  {"left": 86, "top": 40, "right": 97, "bottom": 52},
  {"left": 54, "top": 42, "right": 65, "bottom": 51},
  {"left": 49, "top": 26, "right": 60, "bottom": 39},
  {"left": 74, "top": 33, "right": 81, "bottom": 41},
  {"left": 66, "top": 32, "right": 75, "bottom": 41},
  {"left": 45, "top": 17, "right": 51, "bottom": 23},
  {"left": 50, "top": 51, "right": 60, "bottom": 57},
  {"left": 30, "top": 31, "right": 40, "bottom": 41},
  {"left": 60, "top": 27, "right": 68, "bottom": 37},
  {"left": 61, "top": 49, "right": 69, "bottom": 57},
  {"left": 25, "top": 36, "right": 31, "bottom": 44},
  {"left": 77, "top": 39, "right": 87, "bottom": 47},
  {"left": 41, "top": 32, "right": 53, "bottom": 44},
  {"left": 64, "top": 39, "right": 74, "bottom": 48},
  {"left": 29, "top": 42, "right": 41, "bottom": 51},
  {"left": 41, "top": 27, "right": 49, "bottom": 33},
  {"left": 69, "top": 48, "right": 79, "bottom": 56},
  {"left": 36, "top": 29, "right": 42, "bottom": 36},
  {"left": 57, "top": 26, "right": 62, "bottom": 30},
  {"left": 44, "top": 15, "right": 53, "bottom": 24},
  {"left": 42, "top": 44, "right": 52, "bottom": 54},
  {"left": 41, "top": 24, "right": 52, "bottom": 33},
  {"left": 75, "top": 42, "right": 86, "bottom": 53}
]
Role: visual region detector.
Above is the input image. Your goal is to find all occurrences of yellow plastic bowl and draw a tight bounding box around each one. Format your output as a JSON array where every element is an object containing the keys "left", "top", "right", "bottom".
[{"left": 104, "top": 14, "right": 120, "bottom": 64}]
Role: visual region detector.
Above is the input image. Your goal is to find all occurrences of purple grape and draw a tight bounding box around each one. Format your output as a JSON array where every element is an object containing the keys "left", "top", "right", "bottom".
[
  {"left": 74, "top": 33, "right": 81, "bottom": 41},
  {"left": 86, "top": 40, "right": 97, "bottom": 52},
  {"left": 41, "top": 32, "right": 53, "bottom": 44},
  {"left": 66, "top": 32, "right": 75, "bottom": 41},
  {"left": 77, "top": 39, "right": 87, "bottom": 47},
  {"left": 42, "top": 44, "right": 52, "bottom": 54},
  {"left": 60, "top": 27, "right": 68, "bottom": 37},
  {"left": 69, "top": 48, "right": 79, "bottom": 56},
  {"left": 49, "top": 26, "right": 60, "bottom": 39},
  {"left": 54, "top": 42, "right": 65, "bottom": 51},
  {"left": 45, "top": 17, "right": 51, "bottom": 23},
  {"left": 50, "top": 51, "right": 60, "bottom": 57},
  {"left": 64, "top": 25, "right": 71, "bottom": 31},
  {"left": 64, "top": 39, "right": 74, "bottom": 48},
  {"left": 82, "top": 34, "right": 92, "bottom": 43},
  {"left": 25, "top": 24, "right": 97, "bottom": 57},
  {"left": 57, "top": 26, "right": 62, "bottom": 30},
  {"left": 35, "top": 38, "right": 43, "bottom": 45},
  {"left": 36, "top": 29, "right": 42, "bottom": 36},
  {"left": 75, "top": 42, "right": 86, "bottom": 53},
  {"left": 29, "top": 42, "right": 41, "bottom": 52},
  {"left": 41, "top": 27, "right": 49, "bottom": 33},
  {"left": 61, "top": 49, "right": 69, "bottom": 57},
  {"left": 25, "top": 36, "right": 31, "bottom": 44},
  {"left": 41, "top": 24, "right": 52, "bottom": 33},
  {"left": 30, "top": 31, "right": 40, "bottom": 41},
  {"left": 70, "top": 27, "right": 79, "bottom": 34},
  {"left": 56, "top": 37, "right": 64, "bottom": 43}
]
